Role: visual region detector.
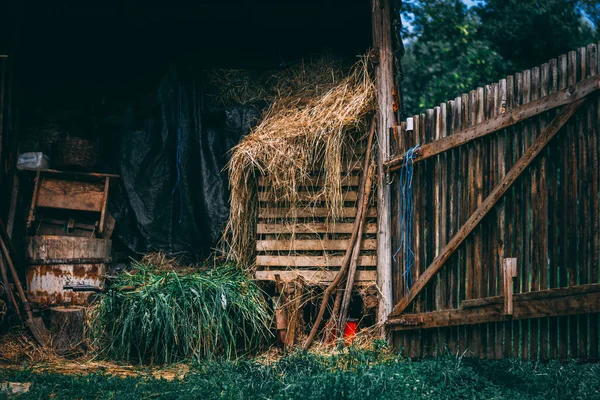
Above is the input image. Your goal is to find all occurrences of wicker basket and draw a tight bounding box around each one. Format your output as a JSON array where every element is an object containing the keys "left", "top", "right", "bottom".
[{"left": 52, "top": 136, "right": 98, "bottom": 171}]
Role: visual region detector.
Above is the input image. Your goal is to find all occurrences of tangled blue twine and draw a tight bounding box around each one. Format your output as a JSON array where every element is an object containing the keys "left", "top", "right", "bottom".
[
  {"left": 172, "top": 84, "right": 183, "bottom": 224},
  {"left": 393, "top": 144, "right": 419, "bottom": 296}
]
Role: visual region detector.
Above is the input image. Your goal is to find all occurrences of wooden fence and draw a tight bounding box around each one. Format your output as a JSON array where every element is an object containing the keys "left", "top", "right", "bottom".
[{"left": 387, "top": 43, "right": 600, "bottom": 361}]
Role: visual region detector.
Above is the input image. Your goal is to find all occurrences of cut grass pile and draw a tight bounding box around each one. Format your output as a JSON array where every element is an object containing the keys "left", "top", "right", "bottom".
[
  {"left": 89, "top": 260, "right": 272, "bottom": 364},
  {"left": 2, "top": 344, "right": 599, "bottom": 399}
]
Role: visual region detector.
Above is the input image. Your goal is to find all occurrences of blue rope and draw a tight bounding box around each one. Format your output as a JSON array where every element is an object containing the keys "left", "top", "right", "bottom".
[
  {"left": 393, "top": 144, "right": 419, "bottom": 296},
  {"left": 172, "top": 84, "right": 183, "bottom": 224}
]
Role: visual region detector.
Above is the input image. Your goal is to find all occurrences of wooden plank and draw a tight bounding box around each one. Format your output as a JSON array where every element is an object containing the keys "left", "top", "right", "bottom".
[
  {"left": 529, "top": 66, "right": 541, "bottom": 361},
  {"left": 0, "top": 60, "right": 5, "bottom": 185},
  {"left": 36, "top": 178, "right": 105, "bottom": 212},
  {"left": 389, "top": 99, "right": 585, "bottom": 317},
  {"left": 258, "top": 175, "right": 360, "bottom": 187},
  {"left": 386, "top": 74, "right": 600, "bottom": 171},
  {"left": 568, "top": 50, "right": 579, "bottom": 360},
  {"left": 513, "top": 71, "right": 525, "bottom": 359},
  {"left": 258, "top": 191, "right": 359, "bottom": 203},
  {"left": 423, "top": 107, "right": 435, "bottom": 356},
  {"left": 466, "top": 91, "right": 477, "bottom": 303},
  {"left": 522, "top": 68, "right": 532, "bottom": 361},
  {"left": 591, "top": 42, "right": 600, "bottom": 362},
  {"left": 258, "top": 207, "right": 377, "bottom": 219},
  {"left": 256, "top": 239, "right": 377, "bottom": 251},
  {"left": 20, "top": 168, "right": 119, "bottom": 179},
  {"left": 389, "top": 284, "right": 600, "bottom": 330},
  {"left": 255, "top": 269, "right": 376, "bottom": 283},
  {"left": 538, "top": 62, "right": 551, "bottom": 362},
  {"left": 557, "top": 53, "right": 570, "bottom": 362},
  {"left": 256, "top": 255, "right": 377, "bottom": 267},
  {"left": 547, "top": 56, "right": 559, "bottom": 361},
  {"left": 578, "top": 46, "right": 591, "bottom": 361},
  {"left": 457, "top": 94, "right": 469, "bottom": 356},
  {"left": 503, "top": 74, "right": 516, "bottom": 359},
  {"left": 445, "top": 100, "right": 457, "bottom": 354},
  {"left": 474, "top": 87, "right": 485, "bottom": 358},
  {"left": 257, "top": 222, "right": 377, "bottom": 234},
  {"left": 493, "top": 80, "right": 505, "bottom": 359}
]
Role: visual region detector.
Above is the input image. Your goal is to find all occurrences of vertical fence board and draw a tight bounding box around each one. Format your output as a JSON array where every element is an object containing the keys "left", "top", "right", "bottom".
[
  {"left": 567, "top": 50, "right": 579, "bottom": 360},
  {"left": 590, "top": 42, "right": 600, "bottom": 362}
]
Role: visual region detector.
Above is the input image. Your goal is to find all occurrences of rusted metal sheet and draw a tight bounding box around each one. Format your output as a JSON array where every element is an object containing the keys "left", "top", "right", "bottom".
[
  {"left": 25, "top": 236, "right": 111, "bottom": 307},
  {"left": 26, "top": 263, "right": 105, "bottom": 306}
]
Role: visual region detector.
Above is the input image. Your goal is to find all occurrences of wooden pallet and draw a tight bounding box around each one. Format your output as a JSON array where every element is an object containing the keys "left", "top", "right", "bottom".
[{"left": 254, "top": 158, "right": 377, "bottom": 285}]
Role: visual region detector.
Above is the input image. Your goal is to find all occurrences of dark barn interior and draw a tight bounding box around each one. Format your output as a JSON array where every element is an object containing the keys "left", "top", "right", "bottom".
[{"left": 1, "top": 0, "right": 372, "bottom": 259}]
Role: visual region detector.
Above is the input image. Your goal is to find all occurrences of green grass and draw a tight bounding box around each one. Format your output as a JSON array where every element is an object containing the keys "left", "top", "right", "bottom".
[
  {"left": 90, "top": 261, "right": 272, "bottom": 364},
  {"left": 2, "top": 345, "right": 600, "bottom": 399}
]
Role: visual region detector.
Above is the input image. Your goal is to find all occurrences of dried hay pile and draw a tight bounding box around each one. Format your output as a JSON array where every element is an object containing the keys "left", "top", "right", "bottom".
[{"left": 225, "top": 56, "right": 376, "bottom": 266}]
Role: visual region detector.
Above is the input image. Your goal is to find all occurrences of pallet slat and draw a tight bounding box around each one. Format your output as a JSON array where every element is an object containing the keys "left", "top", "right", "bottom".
[
  {"left": 254, "top": 269, "right": 376, "bottom": 283},
  {"left": 258, "top": 207, "right": 377, "bottom": 219},
  {"left": 256, "top": 222, "right": 377, "bottom": 234},
  {"left": 256, "top": 255, "right": 377, "bottom": 267},
  {"left": 256, "top": 239, "right": 377, "bottom": 251}
]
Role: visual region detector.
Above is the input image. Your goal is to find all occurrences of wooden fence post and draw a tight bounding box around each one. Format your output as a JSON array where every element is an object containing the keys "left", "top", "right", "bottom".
[{"left": 372, "top": 0, "right": 396, "bottom": 337}]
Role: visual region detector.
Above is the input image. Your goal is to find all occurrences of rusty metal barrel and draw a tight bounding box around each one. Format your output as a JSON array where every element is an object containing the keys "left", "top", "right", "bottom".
[{"left": 25, "top": 236, "right": 111, "bottom": 307}]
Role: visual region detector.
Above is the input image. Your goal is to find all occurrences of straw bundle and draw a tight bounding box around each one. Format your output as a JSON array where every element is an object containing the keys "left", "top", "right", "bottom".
[{"left": 225, "top": 56, "right": 376, "bottom": 266}]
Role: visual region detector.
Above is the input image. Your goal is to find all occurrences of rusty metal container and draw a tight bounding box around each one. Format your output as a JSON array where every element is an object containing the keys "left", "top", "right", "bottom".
[{"left": 25, "top": 236, "right": 111, "bottom": 307}]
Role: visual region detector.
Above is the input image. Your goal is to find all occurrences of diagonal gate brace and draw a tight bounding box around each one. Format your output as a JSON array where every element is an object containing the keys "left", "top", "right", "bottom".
[{"left": 389, "top": 99, "right": 586, "bottom": 318}]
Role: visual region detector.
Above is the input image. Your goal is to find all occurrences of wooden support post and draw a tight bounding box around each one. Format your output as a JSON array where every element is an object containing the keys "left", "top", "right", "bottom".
[
  {"left": 390, "top": 99, "right": 584, "bottom": 317},
  {"left": 504, "top": 258, "right": 518, "bottom": 315},
  {"left": 372, "top": 0, "right": 396, "bottom": 336}
]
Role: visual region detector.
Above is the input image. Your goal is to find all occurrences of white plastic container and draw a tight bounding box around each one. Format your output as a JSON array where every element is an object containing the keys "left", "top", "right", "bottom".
[{"left": 17, "top": 152, "right": 49, "bottom": 170}]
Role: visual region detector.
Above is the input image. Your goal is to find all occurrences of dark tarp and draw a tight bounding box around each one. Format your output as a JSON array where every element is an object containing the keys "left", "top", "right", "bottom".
[{"left": 107, "top": 67, "right": 264, "bottom": 258}]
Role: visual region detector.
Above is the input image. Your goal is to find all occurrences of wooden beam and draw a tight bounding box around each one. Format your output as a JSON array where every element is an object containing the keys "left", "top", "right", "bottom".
[
  {"left": 388, "top": 283, "right": 600, "bottom": 330},
  {"left": 386, "top": 75, "right": 600, "bottom": 171},
  {"left": 372, "top": 0, "right": 396, "bottom": 332},
  {"left": 389, "top": 100, "right": 585, "bottom": 317}
]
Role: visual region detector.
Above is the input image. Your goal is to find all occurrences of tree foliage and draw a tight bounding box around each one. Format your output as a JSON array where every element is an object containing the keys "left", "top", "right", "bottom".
[{"left": 401, "top": 0, "right": 599, "bottom": 116}]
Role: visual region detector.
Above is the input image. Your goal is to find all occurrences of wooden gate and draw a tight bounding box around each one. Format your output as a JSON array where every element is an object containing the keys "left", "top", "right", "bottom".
[{"left": 387, "top": 43, "right": 600, "bottom": 361}]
